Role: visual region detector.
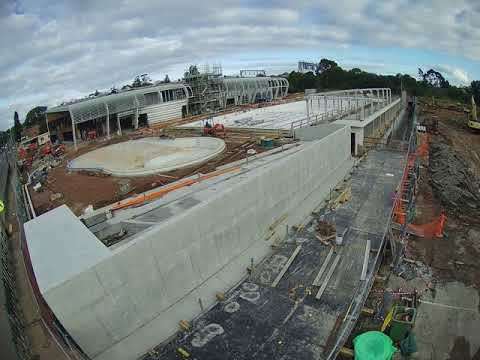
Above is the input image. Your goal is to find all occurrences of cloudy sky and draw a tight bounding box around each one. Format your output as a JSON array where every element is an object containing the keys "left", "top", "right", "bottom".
[{"left": 1, "top": 0, "right": 479, "bottom": 130}]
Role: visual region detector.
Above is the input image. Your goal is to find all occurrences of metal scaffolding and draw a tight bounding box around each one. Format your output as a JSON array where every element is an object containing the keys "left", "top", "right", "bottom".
[
  {"left": 183, "top": 64, "right": 225, "bottom": 115},
  {"left": 184, "top": 64, "right": 289, "bottom": 115}
]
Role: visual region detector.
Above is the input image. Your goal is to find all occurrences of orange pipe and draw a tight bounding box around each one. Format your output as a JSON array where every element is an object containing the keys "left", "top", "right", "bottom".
[{"left": 112, "top": 166, "right": 242, "bottom": 211}]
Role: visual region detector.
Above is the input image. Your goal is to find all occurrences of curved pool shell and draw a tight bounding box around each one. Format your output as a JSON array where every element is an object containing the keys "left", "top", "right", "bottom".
[{"left": 68, "top": 137, "right": 226, "bottom": 176}]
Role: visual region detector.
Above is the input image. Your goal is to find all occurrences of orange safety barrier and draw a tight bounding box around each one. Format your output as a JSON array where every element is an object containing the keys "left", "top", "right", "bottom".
[
  {"left": 111, "top": 165, "right": 242, "bottom": 211},
  {"left": 407, "top": 212, "right": 446, "bottom": 238},
  {"left": 416, "top": 133, "right": 429, "bottom": 157},
  {"left": 393, "top": 153, "right": 417, "bottom": 225},
  {"left": 394, "top": 132, "right": 446, "bottom": 238}
]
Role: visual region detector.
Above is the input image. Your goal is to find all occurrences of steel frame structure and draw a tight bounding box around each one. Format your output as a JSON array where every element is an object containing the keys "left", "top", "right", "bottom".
[
  {"left": 46, "top": 83, "right": 192, "bottom": 150},
  {"left": 222, "top": 77, "right": 289, "bottom": 106},
  {"left": 305, "top": 88, "right": 392, "bottom": 123}
]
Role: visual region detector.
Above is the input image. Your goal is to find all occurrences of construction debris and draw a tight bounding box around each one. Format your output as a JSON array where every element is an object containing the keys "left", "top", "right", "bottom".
[
  {"left": 49, "top": 192, "right": 63, "bottom": 201},
  {"left": 179, "top": 320, "right": 191, "bottom": 332},
  {"left": 215, "top": 292, "right": 225, "bottom": 302},
  {"left": 316, "top": 220, "right": 336, "bottom": 237},
  {"left": 176, "top": 348, "right": 190, "bottom": 358},
  {"left": 429, "top": 141, "right": 480, "bottom": 217}
]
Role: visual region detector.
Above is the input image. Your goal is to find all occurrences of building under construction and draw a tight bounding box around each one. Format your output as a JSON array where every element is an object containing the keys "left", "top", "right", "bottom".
[
  {"left": 44, "top": 65, "right": 289, "bottom": 149},
  {"left": 184, "top": 64, "right": 289, "bottom": 115},
  {"left": 20, "top": 88, "right": 411, "bottom": 360}
]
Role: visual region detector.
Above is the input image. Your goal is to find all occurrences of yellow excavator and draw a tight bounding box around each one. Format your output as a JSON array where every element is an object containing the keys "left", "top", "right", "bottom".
[{"left": 467, "top": 96, "right": 480, "bottom": 130}]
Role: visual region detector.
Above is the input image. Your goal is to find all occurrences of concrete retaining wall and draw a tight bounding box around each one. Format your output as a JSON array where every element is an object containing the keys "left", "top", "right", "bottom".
[{"left": 42, "top": 125, "right": 353, "bottom": 360}]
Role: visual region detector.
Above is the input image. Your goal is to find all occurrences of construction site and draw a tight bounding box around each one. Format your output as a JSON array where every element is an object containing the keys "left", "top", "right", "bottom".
[{"left": 2, "top": 72, "right": 480, "bottom": 360}]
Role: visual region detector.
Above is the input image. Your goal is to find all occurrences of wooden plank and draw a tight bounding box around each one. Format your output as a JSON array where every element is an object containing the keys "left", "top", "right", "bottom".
[
  {"left": 271, "top": 245, "right": 302, "bottom": 287},
  {"left": 315, "top": 254, "right": 341, "bottom": 300},
  {"left": 269, "top": 213, "right": 288, "bottom": 231},
  {"left": 312, "top": 248, "right": 334, "bottom": 286},
  {"left": 360, "top": 240, "right": 371, "bottom": 281},
  {"left": 340, "top": 347, "right": 354, "bottom": 357},
  {"left": 361, "top": 307, "right": 375, "bottom": 316}
]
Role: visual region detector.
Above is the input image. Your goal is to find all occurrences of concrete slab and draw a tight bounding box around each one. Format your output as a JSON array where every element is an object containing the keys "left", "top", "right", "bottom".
[
  {"left": 68, "top": 137, "right": 226, "bottom": 176},
  {"left": 184, "top": 100, "right": 337, "bottom": 130},
  {"left": 412, "top": 281, "right": 480, "bottom": 360}
]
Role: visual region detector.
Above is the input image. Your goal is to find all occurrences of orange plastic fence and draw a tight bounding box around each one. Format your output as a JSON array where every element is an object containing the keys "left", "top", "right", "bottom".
[
  {"left": 111, "top": 165, "right": 242, "bottom": 211},
  {"left": 394, "top": 132, "right": 430, "bottom": 224},
  {"left": 407, "top": 213, "right": 446, "bottom": 238},
  {"left": 416, "top": 133, "right": 429, "bottom": 157},
  {"left": 393, "top": 153, "right": 417, "bottom": 225}
]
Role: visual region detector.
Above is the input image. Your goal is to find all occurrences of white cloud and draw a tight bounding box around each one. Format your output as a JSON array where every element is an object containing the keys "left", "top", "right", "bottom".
[
  {"left": 449, "top": 68, "right": 470, "bottom": 86},
  {"left": 1, "top": 0, "right": 480, "bottom": 129},
  {"left": 434, "top": 65, "right": 470, "bottom": 85}
]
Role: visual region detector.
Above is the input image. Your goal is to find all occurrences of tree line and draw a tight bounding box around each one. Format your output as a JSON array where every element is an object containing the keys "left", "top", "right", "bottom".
[
  {"left": 3, "top": 59, "right": 480, "bottom": 148},
  {"left": 286, "top": 59, "right": 476, "bottom": 104}
]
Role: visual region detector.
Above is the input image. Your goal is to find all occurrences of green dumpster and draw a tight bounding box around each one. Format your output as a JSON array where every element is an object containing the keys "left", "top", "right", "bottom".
[
  {"left": 389, "top": 305, "right": 416, "bottom": 342},
  {"left": 353, "top": 331, "right": 397, "bottom": 360}
]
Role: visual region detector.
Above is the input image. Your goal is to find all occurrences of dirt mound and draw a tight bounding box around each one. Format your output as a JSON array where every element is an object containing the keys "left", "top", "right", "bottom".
[{"left": 429, "top": 140, "right": 480, "bottom": 218}]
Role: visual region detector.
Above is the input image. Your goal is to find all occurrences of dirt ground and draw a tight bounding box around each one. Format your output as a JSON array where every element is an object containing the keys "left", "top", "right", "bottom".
[
  {"left": 418, "top": 100, "right": 480, "bottom": 177},
  {"left": 396, "top": 98, "right": 480, "bottom": 359},
  {"left": 29, "top": 131, "right": 279, "bottom": 216},
  {"left": 26, "top": 94, "right": 304, "bottom": 216},
  {"left": 409, "top": 98, "right": 480, "bottom": 288}
]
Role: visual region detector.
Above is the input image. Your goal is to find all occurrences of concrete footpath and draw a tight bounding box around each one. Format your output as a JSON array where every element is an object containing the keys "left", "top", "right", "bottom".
[{"left": 387, "top": 274, "right": 480, "bottom": 360}]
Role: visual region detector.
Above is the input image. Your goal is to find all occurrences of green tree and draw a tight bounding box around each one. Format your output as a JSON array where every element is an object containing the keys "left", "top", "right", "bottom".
[
  {"left": 316, "top": 58, "right": 338, "bottom": 75},
  {"left": 24, "top": 106, "right": 48, "bottom": 133},
  {"left": 13, "top": 111, "right": 22, "bottom": 142},
  {"left": 471, "top": 81, "right": 480, "bottom": 103},
  {"left": 132, "top": 74, "right": 152, "bottom": 88},
  {"left": 285, "top": 60, "right": 468, "bottom": 103},
  {"left": 132, "top": 76, "right": 142, "bottom": 88},
  {"left": 418, "top": 68, "right": 449, "bottom": 88}
]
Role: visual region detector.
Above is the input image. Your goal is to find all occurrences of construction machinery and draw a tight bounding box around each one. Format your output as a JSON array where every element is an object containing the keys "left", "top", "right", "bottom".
[
  {"left": 203, "top": 122, "right": 226, "bottom": 138},
  {"left": 467, "top": 96, "right": 480, "bottom": 130}
]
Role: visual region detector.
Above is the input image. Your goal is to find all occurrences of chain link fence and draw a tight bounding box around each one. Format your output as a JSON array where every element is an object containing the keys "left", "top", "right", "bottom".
[{"left": 0, "top": 148, "right": 31, "bottom": 360}]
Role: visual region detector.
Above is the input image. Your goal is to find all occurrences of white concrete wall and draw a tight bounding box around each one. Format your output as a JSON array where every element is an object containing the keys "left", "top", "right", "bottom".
[
  {"left": 44, "top": 125, "right": 353, "bottom": 360},
  {"left": 143, "top": 99, "right": 186, "bottom": 126},
  {"left": 337, "top": 98, "right": 403, "bottom": 155}
]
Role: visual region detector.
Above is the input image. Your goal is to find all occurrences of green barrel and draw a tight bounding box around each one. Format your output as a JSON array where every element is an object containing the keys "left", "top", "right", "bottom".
[{"left": 353, "top": 331, "right": 397, "bottom": 360}]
